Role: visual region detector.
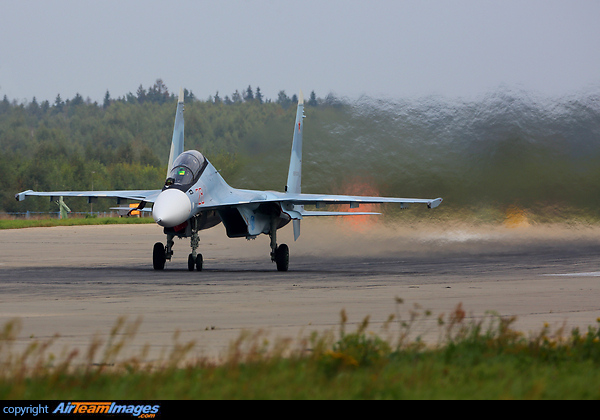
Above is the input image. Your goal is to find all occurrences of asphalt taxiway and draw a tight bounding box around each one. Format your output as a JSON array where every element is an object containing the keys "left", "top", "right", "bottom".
[{"left": 1, "top": 219, "right": 600, "bottom": 362}]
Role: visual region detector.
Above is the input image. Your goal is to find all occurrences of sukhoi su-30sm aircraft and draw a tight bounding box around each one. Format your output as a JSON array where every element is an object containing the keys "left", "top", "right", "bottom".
[{"left": 16, "top": 89, "right": 442, "bottom": 271}]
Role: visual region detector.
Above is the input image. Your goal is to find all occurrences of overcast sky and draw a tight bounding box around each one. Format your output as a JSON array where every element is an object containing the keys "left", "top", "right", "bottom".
[{"left": 2, "top": 0, "right": 599, "bottom": 104}]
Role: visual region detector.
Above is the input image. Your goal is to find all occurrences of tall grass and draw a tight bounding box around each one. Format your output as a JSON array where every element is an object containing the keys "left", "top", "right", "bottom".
[
  {"left": 0, "top": 216, "right": 154, "bottom": 230},
  {"left": 2, "top": 301, "right": 600, "bottom": 399}
]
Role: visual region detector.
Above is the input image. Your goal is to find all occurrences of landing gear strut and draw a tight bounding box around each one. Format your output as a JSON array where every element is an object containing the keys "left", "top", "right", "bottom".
[
  {"left": 269, "top": 217, "right": 289, "bottom": 271},
  {"left": 187, "top": 230, "right": 203, "bottom": 271}
]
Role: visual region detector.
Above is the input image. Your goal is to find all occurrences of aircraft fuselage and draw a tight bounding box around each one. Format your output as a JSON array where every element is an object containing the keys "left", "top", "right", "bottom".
[{"left": 152, "top": 151, "right": 290, "bottom": 240}]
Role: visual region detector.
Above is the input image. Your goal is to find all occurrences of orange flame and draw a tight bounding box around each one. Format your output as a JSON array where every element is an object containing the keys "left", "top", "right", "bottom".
[
  {"left": 503, "top": 206, "right": 530, "bottom": 228},
  {"left": 336, "top": 177, "right": 381, "bottom": 232}
]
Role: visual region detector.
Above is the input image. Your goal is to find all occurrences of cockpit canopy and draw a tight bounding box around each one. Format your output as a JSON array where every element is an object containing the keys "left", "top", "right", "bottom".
[{"left": 163, "top": 150, "right": 207, "bottom": 191}]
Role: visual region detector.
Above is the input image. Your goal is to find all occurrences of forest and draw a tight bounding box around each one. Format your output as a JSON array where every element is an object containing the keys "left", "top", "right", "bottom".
[
  {"left": 0, "top": 80, "right": 321, "bottom": 214},
  {"left": 2, "top": 79, "right": 600, "bottom": 220}
]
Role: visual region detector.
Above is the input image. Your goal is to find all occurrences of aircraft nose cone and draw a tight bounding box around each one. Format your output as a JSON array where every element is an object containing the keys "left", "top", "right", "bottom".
[{"left": 152, "top": 188, "right": 192, "bottom": 228}]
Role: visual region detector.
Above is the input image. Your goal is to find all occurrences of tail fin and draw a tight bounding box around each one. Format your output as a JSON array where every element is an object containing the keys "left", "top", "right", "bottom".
[
  {"left": 286, "top": 90, "right": 305, "bottom": 194},
  {"left": 286, "top": 91, "right": 305, "bottom": 240},
  {"left": 167, "top": 88, "right": 185, "bottom": 176}
]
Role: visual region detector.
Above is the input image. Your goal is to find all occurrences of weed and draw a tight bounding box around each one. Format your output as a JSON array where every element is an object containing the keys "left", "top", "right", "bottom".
[{"left": 2, "top": 303, "right": 600, "bottom": 399}]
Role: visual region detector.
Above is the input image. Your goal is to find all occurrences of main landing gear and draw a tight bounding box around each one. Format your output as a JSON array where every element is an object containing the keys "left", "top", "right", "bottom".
[
  {"left": 153, "top": 231, "right": 172, "bottom": 270},
  {"left": 153, "top": 231, "right": 173, "bottom": 270},
  {"left": 153, "top": 242, "right": 166, "bottom": 270},
  {"left": 270, "top": 217, "right": 289, "bottom": 272}
]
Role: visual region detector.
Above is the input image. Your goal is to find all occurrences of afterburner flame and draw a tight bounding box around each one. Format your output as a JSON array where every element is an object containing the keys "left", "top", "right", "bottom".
[
  {"left": 503, "top": 206, "right": 530, "bottom": 228},
  {"left": 336, "top": 177, "right": 381, "bottom": 232}
]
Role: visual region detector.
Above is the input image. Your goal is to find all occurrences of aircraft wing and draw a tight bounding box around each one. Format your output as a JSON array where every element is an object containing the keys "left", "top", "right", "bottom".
[
  {"left": 299, "top": 210, "right": 381, "bottom": 216},
  {"left": 274, "top": 192, "right": 443, "bottom": 209},
  {"left": 196, "top": 189, "right": 442, "bottom": 214},
  {"left": 15, "top": 189, "right": 162, "bottom": 203}
]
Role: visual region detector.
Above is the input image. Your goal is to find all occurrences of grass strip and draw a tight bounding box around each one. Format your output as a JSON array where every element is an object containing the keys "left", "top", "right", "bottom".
[
  {"left": 2, "top": 305, "right": 600, "bottom": 399},
  {"left": 0, "top": 217, "right": 155, "bottom": 230}
]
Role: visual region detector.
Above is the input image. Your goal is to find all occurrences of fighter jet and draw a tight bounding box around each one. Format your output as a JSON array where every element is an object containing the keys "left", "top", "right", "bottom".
[{"left": 15, "top": 89, "right": 442, "bottom": 271}]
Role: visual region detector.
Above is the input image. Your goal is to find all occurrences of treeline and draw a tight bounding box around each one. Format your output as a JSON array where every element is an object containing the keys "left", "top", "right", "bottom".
[
  {"left": 3, "top": 81, "right": 600, "bottom": 219},
  {"left": 33, "top": 79, "right": 322, "bottom": 110},
  {"left": 0, "top": 80, "right": 332, "bottom": 213}
]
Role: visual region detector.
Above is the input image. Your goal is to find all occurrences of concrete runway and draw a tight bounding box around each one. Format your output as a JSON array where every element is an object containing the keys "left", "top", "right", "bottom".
[{"left": 1, "top": 218, "right": 600, "bottom": 363}]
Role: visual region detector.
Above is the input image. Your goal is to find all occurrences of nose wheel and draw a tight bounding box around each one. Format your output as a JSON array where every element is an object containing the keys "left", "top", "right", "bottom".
[{"left": 188, "top": 253, "right": 203, "bottom": 271}]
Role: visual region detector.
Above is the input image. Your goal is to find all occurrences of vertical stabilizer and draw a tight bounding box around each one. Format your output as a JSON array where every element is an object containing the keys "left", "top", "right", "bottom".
[
  {"left": 167, "top": 88, "right": 185, "bottom": 176},
  {"left": 286, "top": 90, "right": 304, "bottom": 194},
  {"left": 286, "top": 91, "right": 305, "bottom": 240}
]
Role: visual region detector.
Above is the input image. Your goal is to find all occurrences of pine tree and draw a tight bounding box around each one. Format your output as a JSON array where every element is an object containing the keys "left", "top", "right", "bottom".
[
  {"left": 27, "top": 97, "right": 40, "bottom": 116},
  {"left": 103, "top": 90, "right": 111, "bottom": 109},
  {"left": 40, "top": 100, "right": 49, "bottom": 114},
  {"left": 71, "top": 93, "right": 84, "bottom": 106},
  {"left": 244, "top": 85, "right": 254, "bottom": 101},
  {"left": 232, "top": 90, "right": 242, "bottom": 103},
  {"left": 183, "top": 88, "right": 195, "bottom": 102},
  {"left": 54, "top": 94, "right": 65, "bottom": 112},
  {"left": 147, "top": 79, "right": 169, "bottom": 104},
  {"left": 276, "top": 90, "right": 291, "bottom": 109},
  {"left": 308, "top": 90, "right": 318, "bottom": 106},
  {"left": 136, "top": 85, "right": 146, "bottom": 103}
]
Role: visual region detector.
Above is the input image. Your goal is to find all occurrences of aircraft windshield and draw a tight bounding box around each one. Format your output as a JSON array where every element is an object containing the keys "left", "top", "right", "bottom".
[
  {"left": 164, "top": 151, "right": 207, "bottom": 190},
  {"left": 170, "top": 166, "right": 194, "bottom": 185}
]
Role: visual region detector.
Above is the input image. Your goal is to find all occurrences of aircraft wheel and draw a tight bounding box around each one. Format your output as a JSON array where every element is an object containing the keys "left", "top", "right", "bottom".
[
  {"left": 187, "top": 254, "right": 195, "bottom": 271},
  {"left": 196, "top": 254, "right": 203, "bottom": 271},
  {"left": 275, "top": 244, "right": 289, "bottom": 272},
  {"left": 153, "top": 242, "right": 166, "bottom": 270}
]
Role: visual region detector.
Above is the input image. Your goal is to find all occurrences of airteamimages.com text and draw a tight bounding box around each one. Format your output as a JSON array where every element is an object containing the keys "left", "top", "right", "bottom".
[{"left": 2, "top": 402, "right": 161, "bottom": 417}]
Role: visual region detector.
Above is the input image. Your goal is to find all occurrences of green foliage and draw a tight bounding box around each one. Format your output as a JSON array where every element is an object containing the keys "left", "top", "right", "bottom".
[
  {"left": 2, "top": 83, "right": 600, "bottom": 221},
  {"left": 0, "top": 84, "right": 312, "bottom": 213},
  {"left": 3, "top": 306, "right": 600, "bottom": 399},
  {"left": 0, "top": 217, "right": 154, "bottom": 230}
]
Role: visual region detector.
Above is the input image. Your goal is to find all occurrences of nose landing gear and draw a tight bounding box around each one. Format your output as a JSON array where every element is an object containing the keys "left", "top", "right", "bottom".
[
  {"left": 187, "top": 230, "right": 203, "bottom": 271},
  {"left": 153, "top": 221, "right": 203, "bottom": 271}
]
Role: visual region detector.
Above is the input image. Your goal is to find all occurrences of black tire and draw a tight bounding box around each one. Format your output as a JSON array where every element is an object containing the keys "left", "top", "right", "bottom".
[
  {"left": 188, "top": 254, "right": 195, "bottom": 271},
  {"left": 153, "top": 242, "right": 166, "bottom": 270},
  {"left": 275, "top": 244, "right": 289, "bottom": 272},
  {"left": 196, "top": 254, "right": 203, "bottom": 271}
]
